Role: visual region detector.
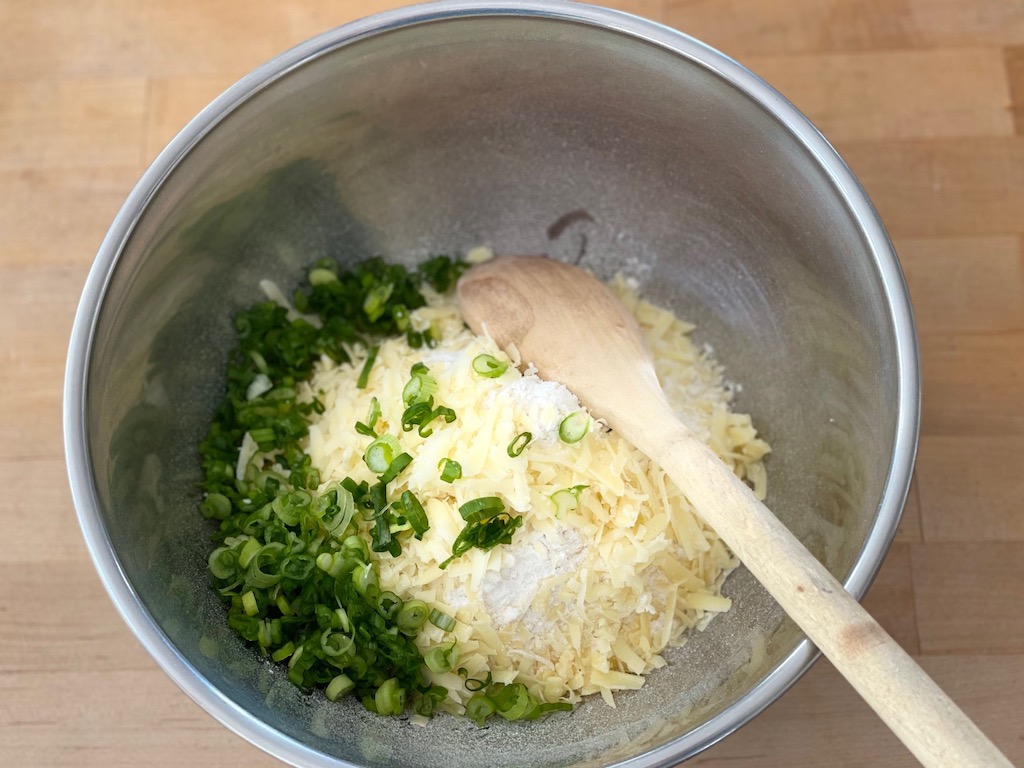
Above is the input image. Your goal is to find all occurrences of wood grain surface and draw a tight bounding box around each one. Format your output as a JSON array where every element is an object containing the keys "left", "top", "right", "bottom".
[{"left": 1, "top": 1, "right": 1022, "bottom": 766}]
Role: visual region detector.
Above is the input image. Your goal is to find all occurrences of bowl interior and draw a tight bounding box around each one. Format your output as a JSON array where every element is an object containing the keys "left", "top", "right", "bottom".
[{"left": 76, "top": 10, "right": 909, "bottom": 768}]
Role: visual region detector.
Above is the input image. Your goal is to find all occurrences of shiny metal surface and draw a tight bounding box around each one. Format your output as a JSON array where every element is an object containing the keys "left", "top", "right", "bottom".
[{"left": 64, "top": 2, "right": 918, "bottom": 766}]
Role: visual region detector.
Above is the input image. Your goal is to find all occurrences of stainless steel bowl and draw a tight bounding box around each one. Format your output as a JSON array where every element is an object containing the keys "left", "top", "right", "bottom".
[{"left": 64, "top": 2, "right": 918, "bottom": 766}]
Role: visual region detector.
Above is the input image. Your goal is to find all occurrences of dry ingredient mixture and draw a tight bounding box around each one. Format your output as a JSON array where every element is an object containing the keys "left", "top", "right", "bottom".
[{"left": 198, "top": 252, "right": 770, "bottom": 724}]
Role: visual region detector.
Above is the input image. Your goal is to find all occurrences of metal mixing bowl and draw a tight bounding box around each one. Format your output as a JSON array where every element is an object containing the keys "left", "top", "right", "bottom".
[{"left": 64, "top": 2, "right": 918, "bottom": 766}]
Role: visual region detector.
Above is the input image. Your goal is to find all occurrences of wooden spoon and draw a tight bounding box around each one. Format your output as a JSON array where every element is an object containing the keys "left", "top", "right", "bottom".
[{"left": 457, "top": 255, "right": 1012, "bottom": 768}]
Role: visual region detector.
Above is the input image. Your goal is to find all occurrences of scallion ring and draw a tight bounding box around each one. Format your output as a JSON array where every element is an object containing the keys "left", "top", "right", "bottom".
[
  {"left": 375, "top": 677, "right": 406, "bottom": 716},
  {"left": 458, "top": 496, "right": 505, "bottom": 523},
  {"left": 507, "top": 431, "right": 532, "bottom": 457},
  {"left": 471, "top": 353, "right": 508, "bottom": 378},
  {"left": 396, "top": 599, "right": 430, "bottom": 634},
  {"left": 325, "top": 673, "right": 355, "bottom": 702},
  {"left": 465, "top": 694, "right": 496, "bottom": 725},
  {"left": 428, "top": 608, "right": 456, "bottom": 632},
  {"left": 550, "top": 484, "right": 589, "bottom": 519},
  {"left": 558, "top": 411, "right": 590, "bottom": 443},
  {"left": 363, "top": 434, "right": 400, "bottom": 473},
  {"left": 438, "top": 458, "right": 462, "bottom": 483},
  {"left": 424, "top": 641, "right": 460, "bottom": 673}
]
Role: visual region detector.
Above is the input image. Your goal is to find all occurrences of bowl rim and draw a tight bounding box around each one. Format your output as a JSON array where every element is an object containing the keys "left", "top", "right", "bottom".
[{"left": 64, "top": 2, "right": 920, "bottom": 766}]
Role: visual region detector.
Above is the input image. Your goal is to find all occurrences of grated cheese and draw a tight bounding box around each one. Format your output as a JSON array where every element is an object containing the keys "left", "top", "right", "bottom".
[{"left": 299, "top": 278, "right": 770, "bottom": 712}]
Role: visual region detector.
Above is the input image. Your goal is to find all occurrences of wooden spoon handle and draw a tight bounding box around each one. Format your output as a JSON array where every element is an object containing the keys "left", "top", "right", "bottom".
[{"left": 629, "top": 410, "right": 1013, "bottom": 768}]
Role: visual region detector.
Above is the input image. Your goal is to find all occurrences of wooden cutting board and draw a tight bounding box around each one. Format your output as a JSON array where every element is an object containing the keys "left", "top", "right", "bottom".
[{"left": 1, "top": 1, "right": 1021, "bottom": 766}]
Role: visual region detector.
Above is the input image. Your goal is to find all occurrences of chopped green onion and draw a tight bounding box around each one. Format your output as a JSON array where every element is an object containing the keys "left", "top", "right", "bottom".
[
  {"left": 241, "top": 590, "right": 259, "bottom": 616},
  {"left": 441, "top": 512, "right": 523, "bottom": 570},
  {"left": 402, "top": 363, "right": 438, "bottom": 406},
  {"left": 462, "top": 669, "right": 492, "bottom": 692},
  {"left": 200, "top": 256, "right": 483, "bottom": 718},
  {"left": 391, "top": 304, "right": 410, "bottom": 331},
  {"left": 246, "top": 543, "right": 284, "bottom": 588},
  {"left": 341, "top": 534, "right": 369, "bottom": 562},
  {"left": 208, "top": 546, "right": 236, "bottom": 580},
  {"left": 558, "top": 411, "right": 590, "bottom": 444},
  {"left": 370, "top": 512, "right": 393, "bottom": 554},
  {"left": 428, "top": 609, "right": 456, "bottom": 632},
  {"left": 375, "top": 677, "right": 406, "bottom": 716},
  {"left": 399, "top": 491, "right": 429, "bottom": 539},
  {"left": 275, "top": 594, "right": 294, "bottom": 616},
  {"left": 238, "top": 537, "right": 262, "bottom": 569},
  {"left": 325, "top": 674, "right": 355, "bottom": 701},
  {"left": 507, "top": 431, "right": 532, "bottom": 457},
  {"left": 355, "top": 397, "right": 381, "bottom": 437},
  {"left": 550, "top": 484, "right": 589, "bottom": 519},
  {"left": 378, "top": 452, "right": 412, "bottom": 484},
  {"left": 401, "top": 400, "right": 432, "bottom": 432},
  {"left": 320, "top": 630, "right": 354, "bottom": 658},
  {"left": 200, "top": 492, "right": 232, "bottom": 520},
  {"left": 352, "top": 562, "right": 379, "bottom": 596},
  {"left": 471, "top": 353, "right": 508, "bottom": 378},
  {"left": 249, "top": 426, "right": 277, "bottom": 451},
  {"left": 334, "top": 607, "right": 351, "bottom": 633},
  {"left": 396, "top": 599, "right": 430, "bottom": 634},
  {"left": 375, "top": 591, "right": 402, "bottom": 621},
  {"left": 438, "top": 458, "right": 462, "bottom": 483},
  {"left": 493, "top": 683, "right": 534, "bottom": 720},
  {"left": 356, "top": 345, "right": 379, "bottom": 389},
  {"left": 424, "top": 642, "right": 459, "bottom": 673},
  {"left": 363, "top": 434, "right": 400, "bottom": 473},
  {"left": 465, "top": 694, "right": 496, "bottom": 725},
  {"left": 458, "top": 496, "right": 505, "bottom": 523},
  {"left": 271, "top": 641, "right": 296, "bottom": 662},
  {"left": 418, "top": 406, "right": 456, "bottom": 438},
  {"left": 363, "top": 283, "right": 394, "bottom": 322},
  {"left": 308, "top": 266, "right": 339, "bottom": 286}
]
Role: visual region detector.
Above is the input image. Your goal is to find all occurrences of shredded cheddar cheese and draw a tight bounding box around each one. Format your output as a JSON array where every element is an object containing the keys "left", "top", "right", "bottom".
[{"left": 299, "top": 278, "right": 770, "bottom": 712}]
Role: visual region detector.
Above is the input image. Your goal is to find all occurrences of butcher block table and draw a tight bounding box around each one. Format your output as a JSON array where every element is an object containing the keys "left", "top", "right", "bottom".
[{"left": 2, "top": 1, "right": 1023, "bottom": 766}]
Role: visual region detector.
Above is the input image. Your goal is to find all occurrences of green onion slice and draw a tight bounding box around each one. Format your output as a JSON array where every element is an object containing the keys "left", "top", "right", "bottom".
[
  {"left": 507, "top": 431, "right": 532, "bottom": 457},
  {"left": 440, "top": 512, "right": 523, "bottom": 569},
  {"left": 424, "top": 641, "right": 459, "bottom": 674},
  {"left": 458, "top": 496, "right": 505, "bottom": 523},
  {"left": 471, "top": 353, "right": 508, "bottom": 378},
  {"left": 378, "top": 452, "right": 412, "bottom": 484},
  {"left": 308, "top": 267, "right": 339, "bottom": 286},
  {"left": 493, "top": 683, "right": 534, "bottom": 720},
  {"left": 375, "top": 591, "right": 402, "bottom": 621},
  {"left": 238, "top": 537, "right": 262, "bottom": 569},
  {"left": 558, "top": 411, "right": 590, "bottom": 444},
  {"left": 355, "top": 397, "right": 381, "bottom": 437},
  {"left": 375, "top": 677, "right": 406, "bottom": 716},
  {"left": 428, "top": 609, "right": 456, "bottom": 632},
  {"left": 550, "top": 484, "right": 589, "bottom": 519},
  {"left": 241, "top": 590, "right": 259, "bottom": 617},
  {"left": 363, "top": 283, "right": 394, "bottom": 322},
  {"left": 399, "top": 490, "right": 429, "bottom": 539},
  {"left": 271, "top": 641, "right": 296, "bottom": 663},
  {"left": 438, "top": 458, "right": 462, "bottom": 483},
  {"left": 396, "top": 599, "right": 430, "bottom": 634},
  {"left": 402, "top": 364, "right": 438, "bottom": 406},
  {"left": 356, "top": 345, "right": 379, "bottom": 389},
  {"left": 363, "top": 434, "right": 400, "bottom": 473},
  {"left": 465, "top": 694, "right": 496, "bottom": 725},
  {"left": 208, "top": 546, "right": 237, "bottom": 580},
  {"left": 320, "top": 630, "right": 355, "bottom": 658},
  {"left": 325, "top": 673, "right": 355, "bottom": 702}
]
